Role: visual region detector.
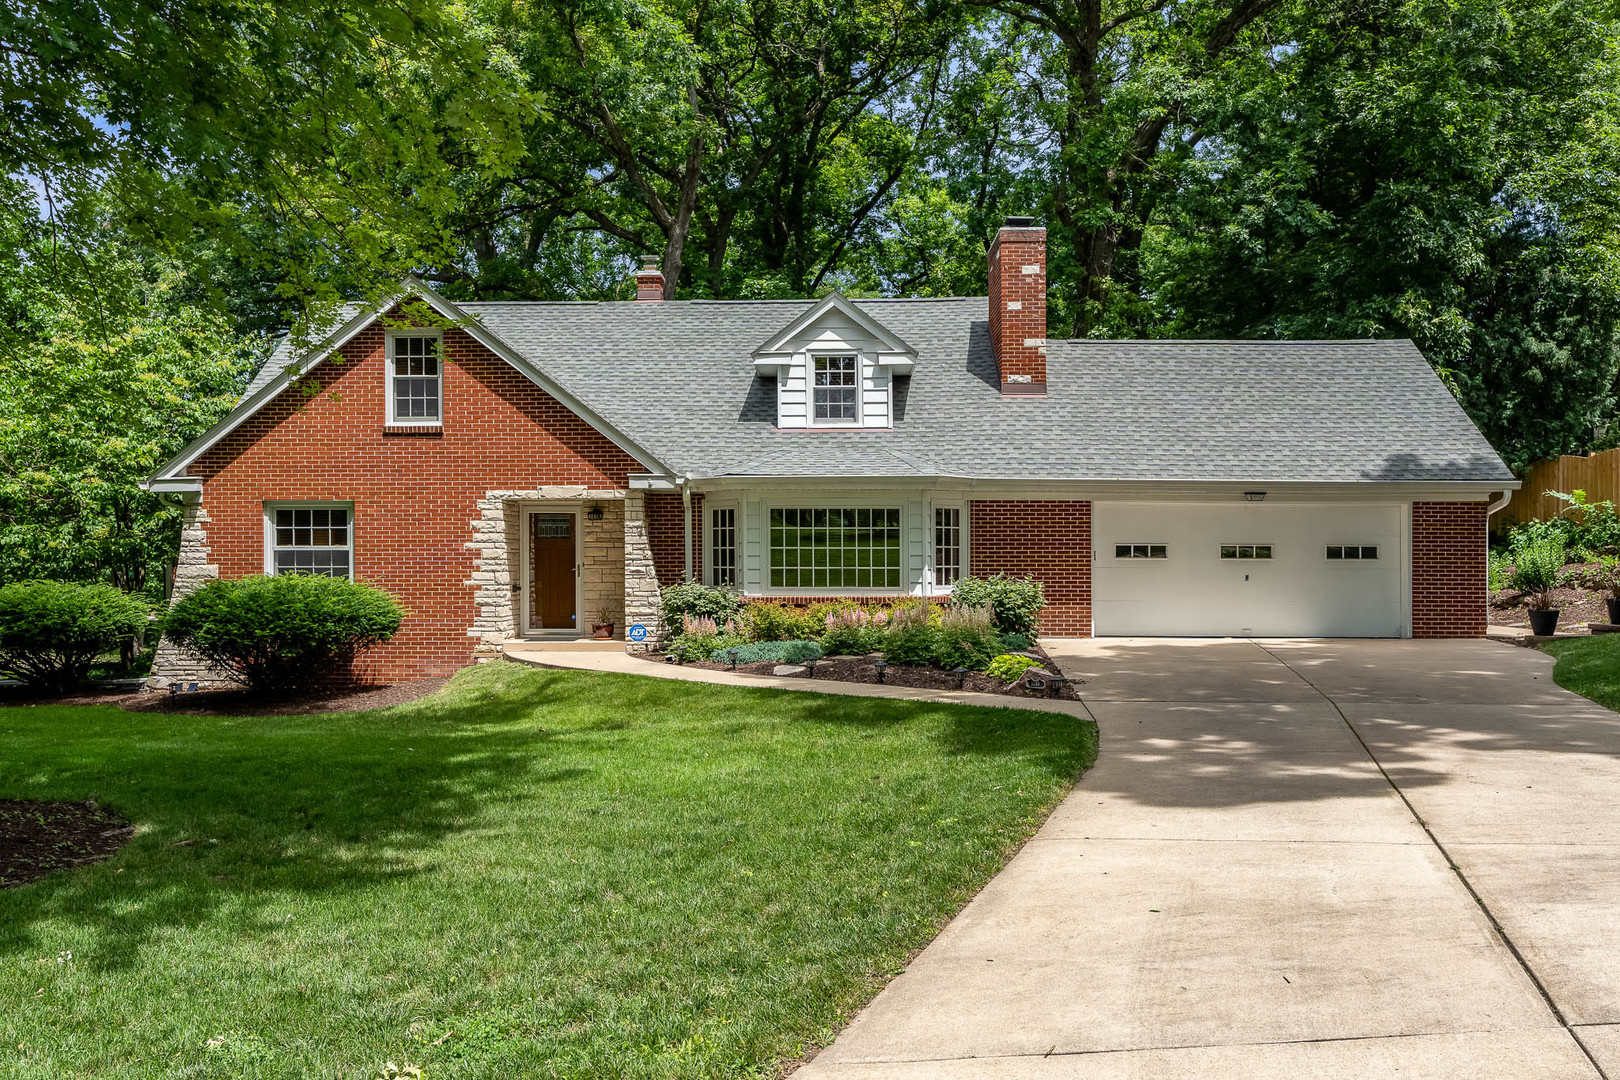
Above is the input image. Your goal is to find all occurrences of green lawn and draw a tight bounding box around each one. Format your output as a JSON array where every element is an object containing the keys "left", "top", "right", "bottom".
[
  {"left": 0, "top": 662, "right": 1096, "bottom": 1079},
  {"left": 1542, "top": 634, "right": 1620, "bottom": 710}
]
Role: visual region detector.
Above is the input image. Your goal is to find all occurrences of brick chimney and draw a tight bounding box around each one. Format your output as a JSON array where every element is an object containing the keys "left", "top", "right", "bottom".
[
  {"left": 635, "top": 255, "right": 666, "bottom": 301},
  {"left": 987, "top": 216, "right": 1046, "bottom": 395}
]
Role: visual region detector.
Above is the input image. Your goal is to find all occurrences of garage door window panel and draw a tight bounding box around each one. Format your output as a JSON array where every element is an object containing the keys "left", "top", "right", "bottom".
[
  {"left": 1326, "top": 545, "right": 1379, "bottom": 560},
  {"left": 1220, "top": 544, "right": 1272, "bottom": 560},
  {"left": 1114, "top": 544, "right": 1168, "bottom": 559}
]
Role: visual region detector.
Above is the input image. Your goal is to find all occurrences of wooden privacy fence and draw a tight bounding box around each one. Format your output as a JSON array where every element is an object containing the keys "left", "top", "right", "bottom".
[{"left": 1498, "top": 447, "right": 1620, "bottom": 526}]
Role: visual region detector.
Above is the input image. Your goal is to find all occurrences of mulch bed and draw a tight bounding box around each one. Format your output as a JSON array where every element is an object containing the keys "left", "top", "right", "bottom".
[
  {"left": 0, "top": 800, "right": 135, "bottom": 889},
  {"left": 0, "top": 677, "right": 450, "bottom": 716},
  {"left": 645, "top": 644, "right": 1081, "bottom": 700}
]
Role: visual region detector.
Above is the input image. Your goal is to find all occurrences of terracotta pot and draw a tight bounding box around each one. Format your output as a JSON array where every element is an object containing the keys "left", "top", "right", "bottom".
[
  {"left": 1528, "top": 608, "right": 1560, "bottom": 637},
  {"left": 591, "top": 622, "right": 614, "bottom": 640}
]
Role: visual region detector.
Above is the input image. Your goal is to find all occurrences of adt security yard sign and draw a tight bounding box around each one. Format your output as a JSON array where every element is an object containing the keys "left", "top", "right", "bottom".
[{"left": 628, "top": 624, "right": 648, "bottom": 643}]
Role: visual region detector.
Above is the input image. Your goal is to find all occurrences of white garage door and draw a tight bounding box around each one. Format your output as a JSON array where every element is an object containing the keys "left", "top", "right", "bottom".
[{"left": 1092, "top": 503, "right": 1406, "bottom": 637}]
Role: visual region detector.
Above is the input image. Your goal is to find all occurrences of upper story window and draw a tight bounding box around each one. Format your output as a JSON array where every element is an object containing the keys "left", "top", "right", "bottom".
[
  {"left": 389, "top": 332, "right": 442, "bottom": 424},
  {"left": 813, "top": 355, "right": 858, "bottom": 423}
]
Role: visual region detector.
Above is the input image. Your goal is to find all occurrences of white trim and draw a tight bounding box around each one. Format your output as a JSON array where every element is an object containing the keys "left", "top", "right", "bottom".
[
  {"left": 691, "top": 476, "right": 1517, "bottom": 501},
  {"left": 517, "top": 502, "right": 585, "bottom": 638},
  {"left": 148, "top": 277, "right": 672, "bottom": 483},
  {"left": 385, "top": 328, "right": 444, "bottom": 426},
  {"left": 262, "top": 500, "right": 355, "bottom": 578},
  {"left": 752, "top": 291, "right": 918, "bottom": 369}
]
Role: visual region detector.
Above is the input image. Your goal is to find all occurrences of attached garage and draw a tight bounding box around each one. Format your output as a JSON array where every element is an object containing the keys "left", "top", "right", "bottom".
[{"left": 1092, "top": 502, "right": 1408, "bottom": 637}]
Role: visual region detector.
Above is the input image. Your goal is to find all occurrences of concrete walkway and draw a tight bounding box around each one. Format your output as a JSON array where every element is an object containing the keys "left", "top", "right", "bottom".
[{"left": 792, "top": 638, "right": 1620, "bottom": 1079}]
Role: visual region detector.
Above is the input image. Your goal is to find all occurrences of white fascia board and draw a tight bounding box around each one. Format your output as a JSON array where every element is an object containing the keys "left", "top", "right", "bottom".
[
  {"left": 874, "top": 351, "right": 915, "bottom": 373},
  {"left": 685, "top": 475, "right": 1518, "bottom": 502},
  {"left": 752, "top": 290, "right": 918, "bottom": 361},
  {"left": 629, "top": 474, "right": 682, "bottom": 491},
  {"left": 148, "top": 276, "right": 672, "bottom": 483}
]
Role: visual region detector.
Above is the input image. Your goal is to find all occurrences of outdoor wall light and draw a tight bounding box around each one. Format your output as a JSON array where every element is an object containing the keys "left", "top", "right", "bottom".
[
  {"left": 1243, "top": 491, "right": 1267, "bottom": 502},
  {"left": 586, "top": 504, "right": 605, "bottom": 520}
]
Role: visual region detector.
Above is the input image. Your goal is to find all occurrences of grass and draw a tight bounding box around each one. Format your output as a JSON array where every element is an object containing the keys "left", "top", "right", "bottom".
[
  {"left": 1542, "top": 634, "right": 1620, "bottom": 710},
  {"left": 0, "top": 661, "right": 1096, "bottom": 1079}
]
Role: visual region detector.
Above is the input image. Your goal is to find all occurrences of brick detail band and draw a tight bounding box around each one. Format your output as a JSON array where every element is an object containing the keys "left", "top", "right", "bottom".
[
  {"left": 1412, "top": 501, "right": 1487, "bottom": 638},
  {"left": 969, "top": 499, "right": 1091, "bottom": 636}
]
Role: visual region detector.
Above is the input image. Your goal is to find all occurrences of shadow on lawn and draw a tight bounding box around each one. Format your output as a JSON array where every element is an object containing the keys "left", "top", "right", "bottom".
[
  {"left": 0, "top": 665, "right": 1094, "bottom": 973},
  {"left": 0, "top": 670, "right": 597, "bottom": 969}
]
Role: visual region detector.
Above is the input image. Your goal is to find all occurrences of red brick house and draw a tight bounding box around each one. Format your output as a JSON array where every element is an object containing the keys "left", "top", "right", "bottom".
[{"left": 143, "top": 220, "right": 1517, "bottom": 683}]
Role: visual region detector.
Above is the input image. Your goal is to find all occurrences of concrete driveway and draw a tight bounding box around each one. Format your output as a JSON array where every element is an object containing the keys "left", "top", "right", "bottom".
[{"left": 796, "top": 639, "right": 1620, "bottom": 1078}]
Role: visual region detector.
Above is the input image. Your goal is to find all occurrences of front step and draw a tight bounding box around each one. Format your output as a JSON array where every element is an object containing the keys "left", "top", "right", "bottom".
[{"left": 502, "top": 639, "right": 624, "bottom": 653}]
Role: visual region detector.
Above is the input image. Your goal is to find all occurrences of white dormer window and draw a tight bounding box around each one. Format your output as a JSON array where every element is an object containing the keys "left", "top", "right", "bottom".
[
  {"left": 752, "top": 292, "right": 917, "bottom": 430},
  {"left": 388, "top": 331, "right": 442, "bottom": 424},
  {"left": 814, "top": 355, "right": 858, "bottom": 423}
]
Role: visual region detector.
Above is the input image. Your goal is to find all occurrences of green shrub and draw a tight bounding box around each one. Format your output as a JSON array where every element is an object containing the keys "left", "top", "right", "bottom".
[
  {"left": 660, "top": 583, "right": 741, "bottom": 631},
  {"left": 0, "top": 581, "right": 150, "bottom": 693},
  {"left": 1511, "top": 535, "right": 1565, "bottom": 609},
  {"left": 742, "top": 602, "right": 817, "bottom": 642},
  {"left": 817, "top": 605, "right": 885, "bottom": 655},
  {"left": 932, "top": 604, "right": 999, "bottom": 671},
  {"left": 726, "top": 640, "right": 824, "bottom": 664},
  {"left": 1487, "top": 550, "right": 1512, "bottom": 593},
  {"left": 162, "top": 575, "right": 403, "bottom": 694},
  {"left": 998, "top": 631, "right": 1032, "bottom": 652},
  {"left": 986, "top": 653, "right": 1044, "bottom": 682},
  {"left": 882, "top": 625, "right": 939, "bottom": 666},
  {"left": 667, "top": 613, "right": 746, "bottom": 661},
  {"left": 951, "top": 574, "right": 1045, "bottom": 637}
]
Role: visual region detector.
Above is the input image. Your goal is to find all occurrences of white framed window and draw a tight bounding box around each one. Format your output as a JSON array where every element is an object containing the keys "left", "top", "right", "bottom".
[
  {"left": 812, "top": 354, "right": 858, "bottom": 423},
  {"left": 1220, "top": 544, "right": 1273, "bottom": 560},
  {"left": 388, "top": 331, "right": 443, "bottom": 424},
  {"left": 1327, "top": 545, "right": 1379, "bottom": 560},
  {"left": 934, "top": 506, "right": 962, "bottom": 587},
  {"left": 1115, "top": 543, "right": 1168, "bottom": 559},
  {"left": 709, "top": 505, "right": 738, "bottom": 587},
  {"left": 266, "top": 503, "right": 353, "bottom": 577},
  {"left": 769, "top": 507, "right": 900, "bottom": 590}
]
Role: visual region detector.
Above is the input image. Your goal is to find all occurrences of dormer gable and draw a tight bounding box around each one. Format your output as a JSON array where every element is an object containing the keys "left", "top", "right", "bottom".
[{"left": 751, "top": 292, "right": 917, "bottom": 429}]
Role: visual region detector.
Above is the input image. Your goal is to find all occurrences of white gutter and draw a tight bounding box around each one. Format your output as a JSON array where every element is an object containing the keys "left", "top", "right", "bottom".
[{"left": 1486, "top": 489, "right": 1513, "bottom": 520}]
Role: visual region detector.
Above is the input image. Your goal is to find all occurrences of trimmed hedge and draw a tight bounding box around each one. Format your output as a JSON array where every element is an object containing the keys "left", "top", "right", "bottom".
[
  {"left": 163, "top": 575, "right": 403, "bottom": 694},
  {"left": 0, "top": 581, "right": 150, "bottom": 693}
]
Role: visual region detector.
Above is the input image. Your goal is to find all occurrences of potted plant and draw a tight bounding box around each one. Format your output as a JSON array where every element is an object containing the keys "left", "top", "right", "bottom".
[
  {"left": 1512, "top": 536, "right": 1565, "bottom": 636},
  {"left": 590, "top": 604, "right": 616, "bottom": 640},
  {"left": 1603, "top": 556, "right": 1620, "bottom": 625}
]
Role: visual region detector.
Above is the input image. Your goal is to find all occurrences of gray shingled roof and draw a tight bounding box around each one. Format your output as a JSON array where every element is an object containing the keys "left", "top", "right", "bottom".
[{"left": 249, "top": 296, "right": 1513, "bottom": 483}]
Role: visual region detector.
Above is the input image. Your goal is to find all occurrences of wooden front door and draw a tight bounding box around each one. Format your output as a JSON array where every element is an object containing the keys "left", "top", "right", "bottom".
[{"left": 528, "top": 512, "right": 577, "bottom": 631}]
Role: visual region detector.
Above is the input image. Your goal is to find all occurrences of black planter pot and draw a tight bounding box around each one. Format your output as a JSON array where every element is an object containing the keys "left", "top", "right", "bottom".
[
  {"left": 1606, "top": 597, "right": 1620, "bottom": 625},
  {"left": 1528, "top": 608, "right": 1561, "bottom": 637}
]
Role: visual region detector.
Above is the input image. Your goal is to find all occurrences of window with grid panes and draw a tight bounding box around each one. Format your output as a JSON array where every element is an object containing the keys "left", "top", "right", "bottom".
[
  {"left": 813, "top": 355, "right": 858, "bottom": 422},
  {"left": 934, "top": 507, "right": 961, "bottom": 586},
  {"left": 270, "top": 507, "right": 351, "bottom": 577},
  {"left": 390, "top": 334, "right": 442, "bottom": 422},
  {"left": 769, "top": 508, "right": 900, "bottom": 589},
  {"left": 710, "top": 507, "right": 737, "bottom": 586}
]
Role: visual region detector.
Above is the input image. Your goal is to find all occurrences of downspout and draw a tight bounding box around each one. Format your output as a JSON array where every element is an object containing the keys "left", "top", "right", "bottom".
[
  {"left": 681, "top": 478, "right": 694, "bottom": 583},
  {"left": 1486, "top": 489, "right": 1512, "bottom": 520}
]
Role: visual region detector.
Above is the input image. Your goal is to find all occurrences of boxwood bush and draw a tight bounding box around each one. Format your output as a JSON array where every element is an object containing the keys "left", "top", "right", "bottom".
[
  {"left": 0, "top": 581, "right": 150, "bottom": 693},
  {"left": 951, "top": 574, "right": 1046, "bottom": 637},
  {"left": 162, "top": 575, "right": 404, "bottom": 694}
]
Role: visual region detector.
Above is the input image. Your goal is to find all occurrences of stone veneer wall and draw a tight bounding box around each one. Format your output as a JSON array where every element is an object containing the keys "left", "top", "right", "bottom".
[
  {"left": 466, "top": 488, "right": 626, "bottom": 660},
  {"left": 623, "top": 491, "right": 662, "bottom": 651},
  {"left": 148, "top": 503, "right": 228, "bottom": 687}
]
